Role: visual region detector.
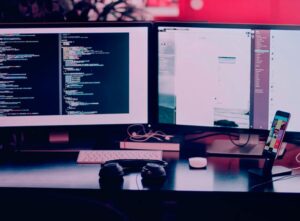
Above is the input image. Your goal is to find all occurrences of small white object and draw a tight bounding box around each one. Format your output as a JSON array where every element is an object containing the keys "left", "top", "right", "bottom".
[{"left": 188, "top": 157, "right": 207, "bottom": 169}]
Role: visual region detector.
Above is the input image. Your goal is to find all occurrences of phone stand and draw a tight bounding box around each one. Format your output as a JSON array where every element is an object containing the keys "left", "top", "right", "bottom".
[
  {"left": 248, "top": 156, "right": 292, "bottom": 177},
  {"left": 248, "top": 110, "right": 291, "bottom": 178}
]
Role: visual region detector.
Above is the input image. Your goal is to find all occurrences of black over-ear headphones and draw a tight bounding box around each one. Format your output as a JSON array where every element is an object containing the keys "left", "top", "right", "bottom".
[{"left": 99, "top": 159, "right": 168, "bottom": 188}]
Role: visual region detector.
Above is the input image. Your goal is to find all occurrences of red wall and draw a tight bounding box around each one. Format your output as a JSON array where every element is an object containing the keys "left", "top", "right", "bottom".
[{"left": 177, "top": 0, "right": 300, "bottom": 24}]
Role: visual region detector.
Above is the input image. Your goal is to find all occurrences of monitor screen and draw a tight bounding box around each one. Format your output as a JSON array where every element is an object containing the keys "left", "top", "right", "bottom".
[
  {"left": 157, "top": 23, "right": 300, "bottom": 133},
  {"left": 0, "top": 23, "right": 150, "bottom": 127}
]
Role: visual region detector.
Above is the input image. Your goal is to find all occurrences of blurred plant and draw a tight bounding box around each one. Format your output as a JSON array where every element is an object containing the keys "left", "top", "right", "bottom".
[
  {"left": 66, "top": 0, "right": 151, "bottom": 21},
  {"left": 0, "top": 0, "right": 151, "bottom": 22}
]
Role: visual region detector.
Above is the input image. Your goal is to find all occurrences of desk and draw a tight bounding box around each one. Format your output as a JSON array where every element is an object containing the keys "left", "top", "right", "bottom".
[{"left": 0, "top": 143, "right": 300, "bottom": 221}]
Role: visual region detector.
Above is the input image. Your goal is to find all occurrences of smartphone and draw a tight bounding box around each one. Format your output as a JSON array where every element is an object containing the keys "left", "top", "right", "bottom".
[{"left": 264, "top": 110, "right": 291, "bottom": 158}]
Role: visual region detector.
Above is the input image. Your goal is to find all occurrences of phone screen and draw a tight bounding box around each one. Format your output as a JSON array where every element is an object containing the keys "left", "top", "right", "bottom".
[{"left": 264, "top": 111, "right": 290, "bottom": 156}]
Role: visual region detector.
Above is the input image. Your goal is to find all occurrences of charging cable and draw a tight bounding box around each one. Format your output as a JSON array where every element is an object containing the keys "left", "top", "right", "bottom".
[{"left": 127, "top": 124, "right": 173, "bottom": 142}]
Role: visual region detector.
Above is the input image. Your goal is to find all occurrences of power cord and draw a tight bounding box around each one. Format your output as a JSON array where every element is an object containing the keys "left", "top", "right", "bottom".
[
  {"left": 184, "top": 131, "right": 250, "bottom": 148},
  {"left": 295, "top": 152, "right": 300, "bottom": 163},
  {"left": 126, "top": 124, "right": 174, "bottom": 142},
  {"left": 250, "top": 152, "right": 300, "bottom": 190},
  {"left": 249, "top": 174, "right": 300, "bottom": 191},
  {"left": 185, "top": 132, "right": 233, "bottom": 142},
  {"left": 289, "top": 152, "right": 300, "bottom": 170},
  {"left": 229, "top": 133, "right": 251, "bottom": 147}
]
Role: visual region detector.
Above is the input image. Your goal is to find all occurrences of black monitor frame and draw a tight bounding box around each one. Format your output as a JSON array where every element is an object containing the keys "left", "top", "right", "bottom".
[
  {"left": 0, "top": 22, "right": 155, "bottom": 150},
  {"left": 2, "top": 21, "right": 300, "bottom": 151},
  {"left": 154, "top": 22, "right": 300, "bottom": 144}
]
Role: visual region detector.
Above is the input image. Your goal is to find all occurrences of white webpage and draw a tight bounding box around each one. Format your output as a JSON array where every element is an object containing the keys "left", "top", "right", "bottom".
[{"left": 171, "top": 28, "right": 252, "bottom": 127}]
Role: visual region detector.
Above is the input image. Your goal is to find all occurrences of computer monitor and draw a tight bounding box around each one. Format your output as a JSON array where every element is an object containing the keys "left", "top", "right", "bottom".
[
  {"left": 0, "top": 22, "right": 152, "bottom": 147},
  {"left": 156, "top": 22, "right": 300, "bottom": 155}
]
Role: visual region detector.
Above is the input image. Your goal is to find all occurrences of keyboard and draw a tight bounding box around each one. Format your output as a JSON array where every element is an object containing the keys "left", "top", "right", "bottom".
[{"left": 77, "top": 150, "right": 163, "bottom": 164}]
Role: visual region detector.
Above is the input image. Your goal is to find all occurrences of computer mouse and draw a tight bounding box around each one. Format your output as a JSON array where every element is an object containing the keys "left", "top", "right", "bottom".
[{"left": 188, "top": 157, "right": 207, "bottom": 169}]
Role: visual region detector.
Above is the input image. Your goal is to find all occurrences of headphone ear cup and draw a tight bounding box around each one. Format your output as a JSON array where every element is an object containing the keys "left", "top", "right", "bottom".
[
  {"left": 99, "top": 162, "right": 124, "bottom": 188},
  {"left": 141, "top": 163, "right": 166, "bottom": 186}
]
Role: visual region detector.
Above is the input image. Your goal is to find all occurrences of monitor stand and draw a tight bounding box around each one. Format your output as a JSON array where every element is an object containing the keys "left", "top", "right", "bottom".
[
  {"left": 49, "top": 131, "right": 69, "bottom": 144},
  {"left": 206, "top": 134, "right": 287, "bottom": 157}
]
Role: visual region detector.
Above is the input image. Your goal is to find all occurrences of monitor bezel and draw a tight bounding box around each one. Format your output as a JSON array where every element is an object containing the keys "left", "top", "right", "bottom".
[
  {"left": 0, "top": 21, "right": 155, "bottom": 129},
  {"left": 154, "top": 22, "right": 300, "bottom": 141}
]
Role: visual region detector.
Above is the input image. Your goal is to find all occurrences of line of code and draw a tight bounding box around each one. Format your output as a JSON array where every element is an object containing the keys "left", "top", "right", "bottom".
[{"left": 0, "top": 34, "right": 59, "bottom": 116}]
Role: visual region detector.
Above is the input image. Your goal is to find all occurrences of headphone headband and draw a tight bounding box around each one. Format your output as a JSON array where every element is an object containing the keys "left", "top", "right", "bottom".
[{"left": 103, "top": 159, "right": 168, "bottom": 169}]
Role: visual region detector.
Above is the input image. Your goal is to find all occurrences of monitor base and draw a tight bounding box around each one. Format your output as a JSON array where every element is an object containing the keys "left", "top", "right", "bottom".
[{"left": 49, "top": 131, "right": 69, "bottom": 144}]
